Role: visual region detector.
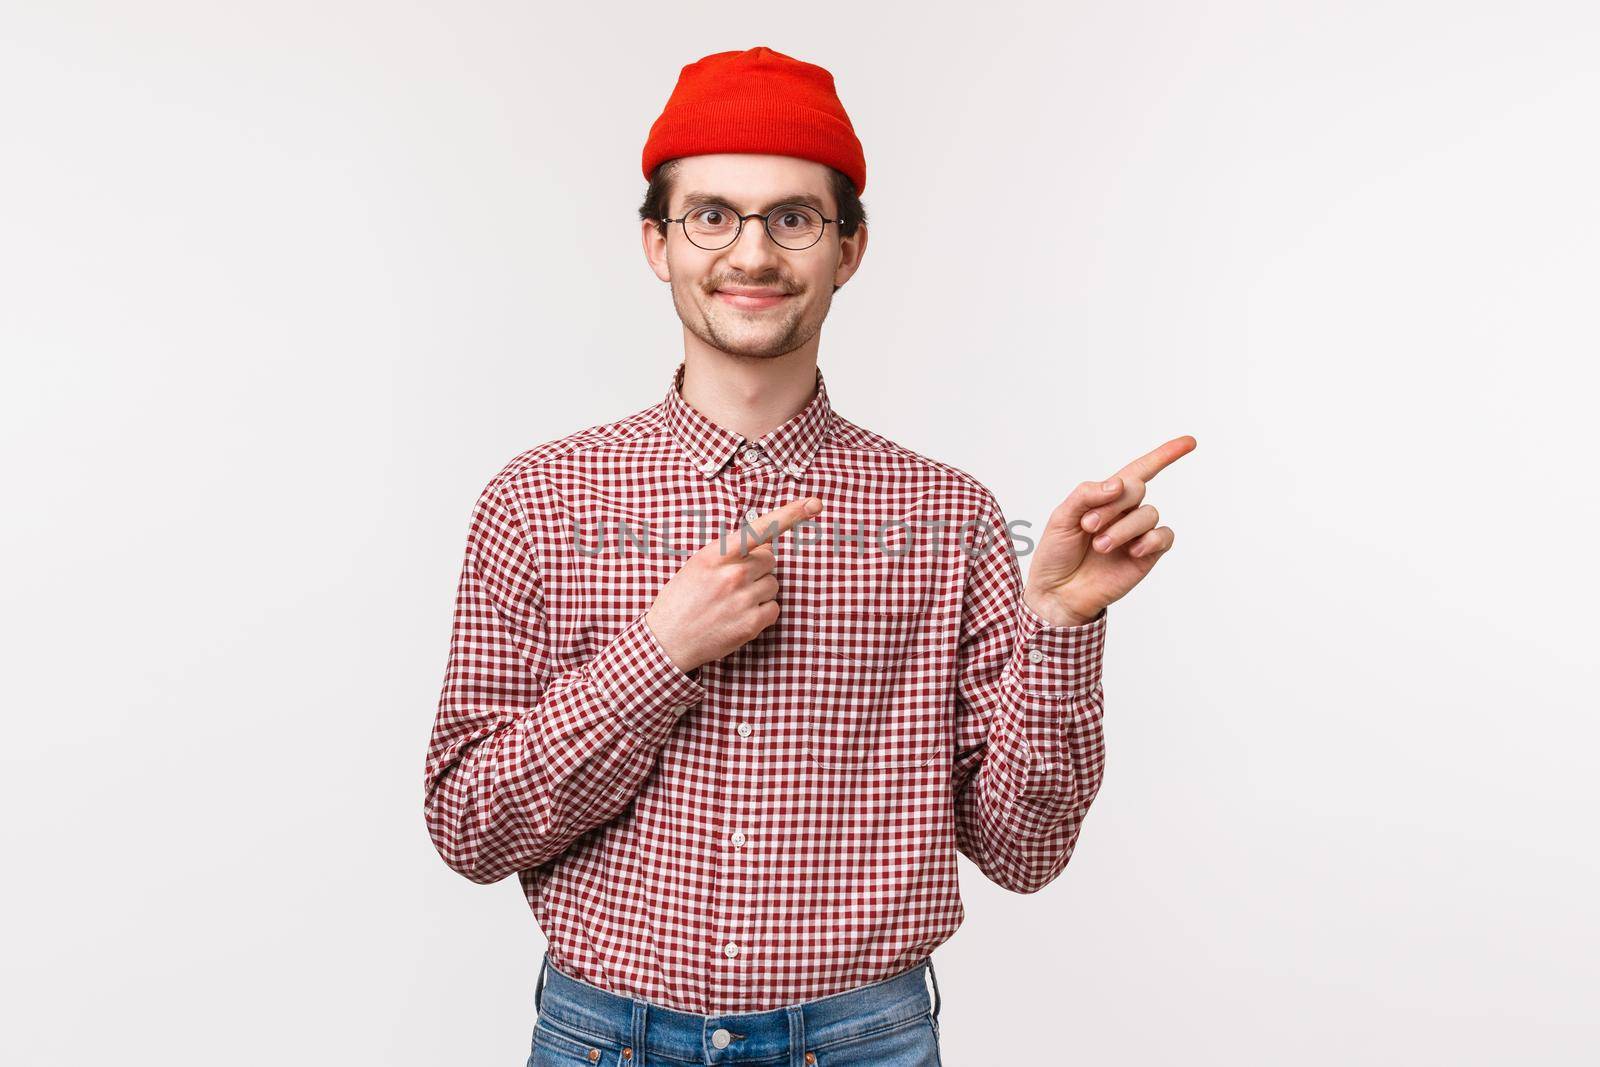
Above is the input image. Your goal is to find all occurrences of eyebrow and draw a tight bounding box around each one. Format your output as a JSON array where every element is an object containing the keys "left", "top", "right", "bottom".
[{"left": 678, "top": 190, "right": 829, "bottom": 214}]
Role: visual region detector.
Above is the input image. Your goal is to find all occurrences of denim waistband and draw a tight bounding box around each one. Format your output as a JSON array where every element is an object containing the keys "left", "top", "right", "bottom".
[{"left": 533, "top": 952, "right": 941, "bottom": 1066}]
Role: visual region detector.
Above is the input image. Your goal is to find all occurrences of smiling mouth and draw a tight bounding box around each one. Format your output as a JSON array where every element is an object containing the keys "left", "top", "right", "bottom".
[{"left": 716, "top": 289, "right": 790, "bottom": 310}]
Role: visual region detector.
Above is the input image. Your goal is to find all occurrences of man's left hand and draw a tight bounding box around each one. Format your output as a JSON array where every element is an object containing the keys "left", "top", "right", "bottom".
[{"left": 1023, "top": 435, "right": 1197, "bottom": 627}]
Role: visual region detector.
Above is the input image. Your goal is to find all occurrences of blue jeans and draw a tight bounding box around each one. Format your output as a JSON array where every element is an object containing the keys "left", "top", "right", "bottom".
[{"left": 526, "top": 952, "right": 944, "bottom": 1066}]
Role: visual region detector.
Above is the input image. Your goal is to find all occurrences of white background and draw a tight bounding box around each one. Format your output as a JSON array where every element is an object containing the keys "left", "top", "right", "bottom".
[{"left": 3, "top": 2, "right": 1597, "bottom": 1063}]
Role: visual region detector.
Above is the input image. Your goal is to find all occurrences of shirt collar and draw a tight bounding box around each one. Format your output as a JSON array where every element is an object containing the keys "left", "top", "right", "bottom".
[{"left": 660, "top": 359, "right": 834, "bottom": 481}]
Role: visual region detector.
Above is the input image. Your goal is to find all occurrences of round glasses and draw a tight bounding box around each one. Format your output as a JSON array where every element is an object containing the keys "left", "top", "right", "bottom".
[{"left": 662, "top": 203, "right": 844, "bottom": 251}]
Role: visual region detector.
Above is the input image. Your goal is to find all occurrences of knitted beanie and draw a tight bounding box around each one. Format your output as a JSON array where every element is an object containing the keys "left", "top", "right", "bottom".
[{"left": 641, "top": 46, "right": 866, "bottom": 196}]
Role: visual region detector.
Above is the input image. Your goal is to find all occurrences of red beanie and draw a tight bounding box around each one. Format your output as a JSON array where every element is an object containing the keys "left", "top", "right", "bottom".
[{"left": 641, "top": 46, "right": 867, "bottom": 196}]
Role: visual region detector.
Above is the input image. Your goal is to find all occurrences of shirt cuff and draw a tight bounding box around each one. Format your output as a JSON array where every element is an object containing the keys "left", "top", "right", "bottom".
[
  {"left": 587, "top": 609, "right": 710, "bottom": 735},
  {"left": 1009, "top": 599, "right": 1108, "bottom": 700}
]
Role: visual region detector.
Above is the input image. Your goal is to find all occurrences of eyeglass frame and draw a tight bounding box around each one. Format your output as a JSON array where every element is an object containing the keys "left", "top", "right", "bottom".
[{"left": 660, "top": 201, "right": 846, "bottom": 251}]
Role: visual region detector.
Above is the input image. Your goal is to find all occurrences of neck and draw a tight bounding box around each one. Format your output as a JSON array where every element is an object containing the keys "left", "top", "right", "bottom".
[{"left": 679, "top": 349, "right": 819, "bottom": 440}]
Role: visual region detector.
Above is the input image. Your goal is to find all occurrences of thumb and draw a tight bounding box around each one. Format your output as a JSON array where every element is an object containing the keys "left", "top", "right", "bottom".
[{"left": 1058, "top": 477, "right": 1124, "bottom": 531}]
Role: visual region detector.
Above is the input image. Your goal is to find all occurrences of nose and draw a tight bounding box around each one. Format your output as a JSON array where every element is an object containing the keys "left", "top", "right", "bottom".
[{"left": 722, "top": 215, "right": 784, "bottom": 278}]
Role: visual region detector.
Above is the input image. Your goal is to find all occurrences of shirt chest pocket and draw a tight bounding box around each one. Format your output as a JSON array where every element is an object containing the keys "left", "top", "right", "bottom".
[{"left": 801, "top": 606, "right": 943, "bottom": 772}]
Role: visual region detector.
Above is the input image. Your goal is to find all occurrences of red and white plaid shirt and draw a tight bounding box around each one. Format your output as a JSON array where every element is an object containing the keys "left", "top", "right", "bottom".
[{"left": 423, "top": 360, "right": 1109, "bottom": 1013}]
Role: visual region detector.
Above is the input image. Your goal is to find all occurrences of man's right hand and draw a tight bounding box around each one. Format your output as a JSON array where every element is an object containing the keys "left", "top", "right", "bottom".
[{"left": 645, "top": 496, "right": 823, "bottom": 673}]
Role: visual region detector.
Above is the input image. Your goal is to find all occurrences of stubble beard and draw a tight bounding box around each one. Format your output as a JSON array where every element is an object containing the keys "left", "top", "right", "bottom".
[{"left": 675, "top": 280, "right": 826, "bottom": 359}]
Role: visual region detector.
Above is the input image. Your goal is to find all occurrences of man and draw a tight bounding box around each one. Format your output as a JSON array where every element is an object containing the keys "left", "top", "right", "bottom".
[{"left": 423, "top": 45, "right": 1193, "bottom": 1067}]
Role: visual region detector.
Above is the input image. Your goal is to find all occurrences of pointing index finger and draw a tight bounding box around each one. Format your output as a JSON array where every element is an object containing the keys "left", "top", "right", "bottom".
[
  {"left": 1112, "top": 435, "right": 1197, "bottom": 484},
  {"left": 737, "top": 496, "right": 823, "bottom": 556}
]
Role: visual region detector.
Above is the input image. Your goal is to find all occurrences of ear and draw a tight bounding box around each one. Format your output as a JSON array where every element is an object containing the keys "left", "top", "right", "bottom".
[
  {"left": 641, "top": 218, "right": 672, "bottom": 283},
  {"left": 834, "top": 221, "right": 867, "bottom": 289}
]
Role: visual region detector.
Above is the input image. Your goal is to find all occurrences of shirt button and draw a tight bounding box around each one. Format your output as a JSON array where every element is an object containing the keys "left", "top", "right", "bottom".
[
  {"left": 711, "top": 1028, "right": 732, "bottom": 1049},
  {"left": 1028, "top": 648, "right": 1046, "bottom": 664},
  {"left": 737, "top": 722, "right": 752, "bottom": 737},
  {"left": 744, "top": 507, "right": 762, "bottom": 524},
  {"left": 724, "top": 941, "right": 739, "bottom": 958},
  {"left": 730, "top": 830, "right": 746, "bottom": 846}
]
